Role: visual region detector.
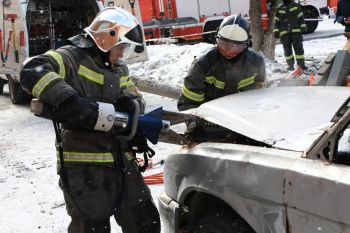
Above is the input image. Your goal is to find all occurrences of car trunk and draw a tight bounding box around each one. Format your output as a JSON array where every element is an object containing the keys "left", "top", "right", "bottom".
[{"left": 25, "top": 0, "right": 100, "bottom": 56}]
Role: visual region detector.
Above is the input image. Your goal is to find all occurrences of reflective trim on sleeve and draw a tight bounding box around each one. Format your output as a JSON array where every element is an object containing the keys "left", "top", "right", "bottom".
[
  {"left": 280, "top": 31, "right": 288, "bottom": 36},
  {"left": 290, "top": 7, "right": 298, "bottom": 12},
  {"left": 298, "top": 12, "right": 304, "bottom": 18},
  {"left": 273, "top": 29, "right": 279, "bottom": 32},
  {"left": 124, "top": 152, "right": 135, "bottom": 161},
  {"left": 292, "top": 29, "right": 301, "bottom": 33},
  {"left": 59, "top": 151, "right": 115, "bottom": 163},
  {"left": 32, "top": 72, "right": 61, "bottom": 98},
  {"left": 45, "top": 50, "right": 66, "bottom": 79},
  {"left": 181, "top": 85, "right": 205, "bottom": 102},
  {"left": 278, "top": 10, "right": 286, "bottom": 14},
  {"left": 205, "top": 76, "right": 225, "bottom": 89},
  {"left": 78, "top": 65, "right": 104, "bottom": 85},
  {"left": 274, "top": 17, "right": 280, "bottom": 21},
  {"left": 301, "top": 24, "right": 307, "bottom": 28},
  {"left": 237, "top": 73, "right": 257, "bottom": 90},
  {"left": 120, "top": 75, "right": 133, "bottom": 88}
]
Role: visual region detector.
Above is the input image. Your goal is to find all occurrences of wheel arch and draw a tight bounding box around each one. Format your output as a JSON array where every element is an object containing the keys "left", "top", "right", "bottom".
[{"left": 179, "top": 189, "right": 257, "bottom": 232}]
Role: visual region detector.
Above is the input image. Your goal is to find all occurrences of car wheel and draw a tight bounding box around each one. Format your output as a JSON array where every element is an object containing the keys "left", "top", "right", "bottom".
[
  {"left": 0, "top": 78, "right": 7, "bottom": 95},
  {"left": 8, "top": 76, "right": 32, "bottom": 104},
  {"left": 302, "top": 7, "right": 319, "bottom": 34},
  {"left": 194, "top": 211, "right": 255, "bottom": 233}
]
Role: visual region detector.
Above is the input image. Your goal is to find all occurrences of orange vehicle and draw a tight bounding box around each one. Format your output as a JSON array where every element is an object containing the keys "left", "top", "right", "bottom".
[{"left": 101, "top": 0, "right": 338, "bottom": 44}]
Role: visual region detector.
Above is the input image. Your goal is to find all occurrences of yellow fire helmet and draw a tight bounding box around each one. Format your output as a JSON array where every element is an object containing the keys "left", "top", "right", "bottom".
[{"left": 84, "top": 7, "right": 144, "bottom": 53}]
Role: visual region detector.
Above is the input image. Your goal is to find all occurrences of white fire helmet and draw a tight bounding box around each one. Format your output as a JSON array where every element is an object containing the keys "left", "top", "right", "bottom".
[
  {"left": 217, "top": 13, "right": 250, "bottom": 45},
  {"left": 84, "top": 7, "right": 144, "bottom": 57}
]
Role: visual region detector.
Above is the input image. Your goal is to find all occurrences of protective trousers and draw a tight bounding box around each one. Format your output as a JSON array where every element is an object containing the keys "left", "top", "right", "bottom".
[
  {"left": 280, "top": 33, "right": 305, "bottom": 68},
  {"left": 59, "top": 153, "right": 160, "bottom": 233}
]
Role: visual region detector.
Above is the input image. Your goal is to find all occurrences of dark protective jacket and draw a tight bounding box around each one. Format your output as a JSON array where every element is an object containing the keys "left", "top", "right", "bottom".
[
  {"left": 274, "top": 2, "right": 307, "bottom": 37},
  {"left": 20, "top": 34, "right": 141, "bottom": 165},
  {"left": 177, "top": 47, "right": 266, "bottom": 111},
  {"left": 336, "top": 0, "right": 350, "bottom": 32}
]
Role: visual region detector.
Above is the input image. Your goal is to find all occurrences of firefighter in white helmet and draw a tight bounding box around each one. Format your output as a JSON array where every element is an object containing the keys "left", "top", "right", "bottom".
[
  {"left": 20, "top": 7, "right": 160, "bottom": 233},
  {"left": 177, "top": 14, "right": 267, "bottom": 139},
  {"left": 178, "top": 14, "right": 267, "bottom": 112}
]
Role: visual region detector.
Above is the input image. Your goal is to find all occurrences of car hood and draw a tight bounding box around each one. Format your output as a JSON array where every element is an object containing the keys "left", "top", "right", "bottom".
[{"left": 186, "top": 86, "right": 350, "bottom": 152}]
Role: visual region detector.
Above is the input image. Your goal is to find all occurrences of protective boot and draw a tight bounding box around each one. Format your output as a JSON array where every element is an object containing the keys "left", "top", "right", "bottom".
[
  {"left": 287, "top": 64, "right": 294, "bottom": 71},
  {"left": 298, "top": 64, "right": 308, "bottom": 71}
]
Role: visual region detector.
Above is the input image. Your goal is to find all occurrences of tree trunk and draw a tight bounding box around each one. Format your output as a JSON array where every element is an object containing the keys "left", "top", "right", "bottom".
[
  {"left": 249, "top": 0, "right": 264, "bottom": 51},
  {"left": 249, "top": 0, "right": 281, "bottom": 59},
  {"left": 262, "top": 0, "right": 280, "bottom": 59}
]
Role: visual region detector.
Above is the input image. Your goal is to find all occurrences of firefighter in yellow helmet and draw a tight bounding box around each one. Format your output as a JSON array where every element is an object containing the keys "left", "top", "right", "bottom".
[{"left": 20, "top": 7, "right": 160, "bottom": 233}]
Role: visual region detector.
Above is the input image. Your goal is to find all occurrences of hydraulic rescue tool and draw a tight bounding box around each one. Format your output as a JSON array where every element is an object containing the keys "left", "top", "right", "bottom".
[{"left": 29, "top": 98, "right": 191, "bottom": 145}]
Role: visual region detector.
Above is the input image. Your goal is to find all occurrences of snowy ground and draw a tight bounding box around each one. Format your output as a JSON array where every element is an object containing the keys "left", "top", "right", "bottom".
[{"left": 0, "top": 18, "right": 349, "bottom": 233}]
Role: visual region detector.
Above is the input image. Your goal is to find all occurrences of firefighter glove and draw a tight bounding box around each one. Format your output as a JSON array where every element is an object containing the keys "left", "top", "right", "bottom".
[
  {"left": 301, "top": 27, "right": 307, "bottom": 33},
  {"left": 57, "top": 95, "right": 99, "bottom": 129},
  {"left": 115, "top": 93, "right": 145, "bottom": 114}
]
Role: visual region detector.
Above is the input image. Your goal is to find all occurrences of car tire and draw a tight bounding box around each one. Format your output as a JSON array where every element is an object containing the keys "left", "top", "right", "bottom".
[
  {"left": 302, "top": 7, "right": 319, "bottom": 34},
  {"left": 8, "top": 76, "right": 32, "bottom": 104},
  {"left": 194, "top": 211, "right": 255, "bottom": 233},
  {"left": 0, "top": 78, "right": 8, "bottom": 95}
]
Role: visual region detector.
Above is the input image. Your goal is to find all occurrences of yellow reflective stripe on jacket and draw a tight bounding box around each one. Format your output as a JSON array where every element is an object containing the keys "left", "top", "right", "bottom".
[
  {"left": 237, "top": 73, "right": 257, "bottom": 90},
  {"left": 78, "top": 65, "right": 104, "bottom": 85},
  {"left": 120, "top": 75, "right": 133, "bottom": 88},
  {"left": 60, "top": 152, "right": 114, "bottom": 163},
  {"left": 45, "top": 50, "right": 65, "bottom": 79},
  {"left": 32, "top": 72, "right": 61, "bottom": 98},
  {"left": 280, "top": 31, "right": 288, "bottom": 36},
  {"left": 181, "top": 85, "right": 205, "bottom": 102},
  {"left": 273, "top": 29, "right": 279, "bottom": 32},
  {"left": 278, "top": 10, "right": 286, "bottom": 14},
  {"left": 290, "top": 7, "right": 298, "bottom": 12},
  {"left": 301, "top": 24, "right": 307, "bottom": 28},
  {"left": 205, "top": 76, "right": 225, "bottom": 89},
  {"left": 274, "top": 17, "right": 280, "bottom": 21},
  {"left": 298, "top": 12, "right": 303, "bottom": 18},
  {"left": 292, "top": 29, "right": 301, "bottom": 33}
]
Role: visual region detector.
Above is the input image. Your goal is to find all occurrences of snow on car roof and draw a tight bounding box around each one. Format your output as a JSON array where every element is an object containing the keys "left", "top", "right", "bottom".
[{"left": 187, "top": 86, "right": 350, "bottom": 152}]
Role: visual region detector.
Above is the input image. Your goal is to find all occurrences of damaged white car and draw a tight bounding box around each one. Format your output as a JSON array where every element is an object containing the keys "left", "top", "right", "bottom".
[{"left": 159, "top": 86, "right": 350, "bottom": 233}]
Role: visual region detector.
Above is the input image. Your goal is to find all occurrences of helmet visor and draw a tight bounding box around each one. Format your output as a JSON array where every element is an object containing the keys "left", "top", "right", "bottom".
[
  {"left": 85, "top": 7, "right": 143, "bottom": 52},
  {"left": 216, "top": 38, "right": 247, "bottom": 58}
]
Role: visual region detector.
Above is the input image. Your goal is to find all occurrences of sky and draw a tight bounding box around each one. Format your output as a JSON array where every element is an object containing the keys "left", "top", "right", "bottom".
[{"left": 0, "top": 18, "right": 348, "bottom": 233}]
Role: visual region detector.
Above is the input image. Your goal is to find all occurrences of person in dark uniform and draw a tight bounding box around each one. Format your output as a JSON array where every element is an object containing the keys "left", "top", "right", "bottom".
[
  {"left": 177, "top": 14, "right": 266, "bottom": 112},
  {"left": 177, "top": 14, "right": 266, "bottom": 140},
  {"left": 20, "top": 7, "right": 160, "bottom": 233},
  {"left": 335, "top": 0, "right": 350, "bottom": 51},
  {"left": 274, "top": 0, "right": 307, "bottom": 71}
]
